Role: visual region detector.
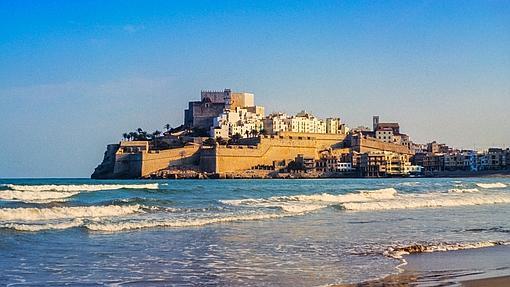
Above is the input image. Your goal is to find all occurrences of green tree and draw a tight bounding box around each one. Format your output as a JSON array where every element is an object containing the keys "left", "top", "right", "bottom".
[
  {"left": 216, "top": 136, "right": 227, "bottom": 145},
  {"left": 152, "top": 130, "right": 162, "bottom": 150},
  {"left": 203, "top": 138, "right": 216, "bottom": 146},
  {"left": 232, "top": 133, "right": 242, "bottom": 143}
]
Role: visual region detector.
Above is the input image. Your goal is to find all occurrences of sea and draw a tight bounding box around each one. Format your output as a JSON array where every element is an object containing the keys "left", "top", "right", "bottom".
[{"left": 0, "top": 177, "right": 509, "bottom": 286}]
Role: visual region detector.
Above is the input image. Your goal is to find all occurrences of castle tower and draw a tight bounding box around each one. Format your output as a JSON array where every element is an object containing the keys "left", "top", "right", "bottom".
[{"left": 373, "top": 115, "right": 379, "bottom": 131}]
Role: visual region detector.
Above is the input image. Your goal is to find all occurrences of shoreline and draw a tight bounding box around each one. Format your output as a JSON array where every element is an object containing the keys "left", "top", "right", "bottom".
[{"left": 337, "top": 245, "right": 510, "bottom": 286}]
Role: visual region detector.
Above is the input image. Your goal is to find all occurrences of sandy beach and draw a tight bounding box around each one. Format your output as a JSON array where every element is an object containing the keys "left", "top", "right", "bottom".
[{"left": 338, "top": 245, "right": 510, "bottom": 286}]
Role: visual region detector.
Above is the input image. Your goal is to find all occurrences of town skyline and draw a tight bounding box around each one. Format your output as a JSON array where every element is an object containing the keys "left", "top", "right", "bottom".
[{"left": 1, "top": 1, "right": 509, "bottom": 178}]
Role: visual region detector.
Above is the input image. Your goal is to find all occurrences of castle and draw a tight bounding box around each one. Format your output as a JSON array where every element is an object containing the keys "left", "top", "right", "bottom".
[{"left": 91, "top": 89, "right": 438, "bottom": 179}]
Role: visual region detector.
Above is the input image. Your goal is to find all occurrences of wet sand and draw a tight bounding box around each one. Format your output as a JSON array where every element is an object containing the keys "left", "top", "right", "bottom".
[
  {"left": 462, "top": 275, "right": 510, "bottom": 287},
  {"left": 337, "top": 245, "right": 510, "bottom": 286}
]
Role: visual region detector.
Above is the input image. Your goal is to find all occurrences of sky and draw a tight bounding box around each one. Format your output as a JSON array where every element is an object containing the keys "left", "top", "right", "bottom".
[{"left": 0, "top": 0, "right": 509, "bottom": 178}]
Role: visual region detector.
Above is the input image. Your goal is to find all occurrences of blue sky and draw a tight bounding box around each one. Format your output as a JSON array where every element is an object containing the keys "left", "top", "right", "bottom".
[{"left": 1, "top": 0, "right": 509, "bottom": 178}]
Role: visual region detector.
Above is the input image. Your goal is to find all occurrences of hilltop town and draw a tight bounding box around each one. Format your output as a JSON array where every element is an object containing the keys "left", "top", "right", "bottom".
[{"left": 92, "top": 89, "right": 510, "bottom": 179}]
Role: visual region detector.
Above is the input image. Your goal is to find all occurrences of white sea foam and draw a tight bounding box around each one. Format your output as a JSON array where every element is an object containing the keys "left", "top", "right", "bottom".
[
  {"left": 0, "top": 219, "right": 85, "bottom": 232},
  {"left": 384, "top": 241, "right": 508, "bottom": 259},
  {"left": 5, "top": 183, "right": 159, "bottom": 192},
  {"left": 85, "top": 212, "right": 287, "bottom": 232},
  {"left": 221, "top": 188, "right": 397, "bottom": 213},
  {"left": 0, "top": 190, "right": 79, "bottom": 203},
  {"left": 222, "top": 187, "right": 510, "bottom": 213},
  {"left": 341, "top": 192, "right": 510, "bottom": 211},
  {"left": 476, "top": 182, "right": 507, "bottom": 189},
  {"left": 222, "top": 188, "right": 397, "bottom": 208},
  {"left": 0, "top": 205, "right": 143, "bottom": 221},
  {"left": 397, "top": 182, "right": 421, "bottom": 187},
  {"left": 447, "top": 188, "right": 480, "bottom": 193}
]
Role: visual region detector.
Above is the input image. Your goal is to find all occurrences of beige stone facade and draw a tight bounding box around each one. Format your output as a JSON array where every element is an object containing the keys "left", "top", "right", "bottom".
[{"left": 200, "top": 132, "right": 347, "bottom": 173}]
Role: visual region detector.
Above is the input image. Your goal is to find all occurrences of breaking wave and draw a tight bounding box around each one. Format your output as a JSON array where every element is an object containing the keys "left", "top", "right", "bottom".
[
  {"left": 222, "top": 187, "right": 510, "bottom": 212},
  {"left": 84, "top": 212, "right": 287, "bottom": 232},
  {"left": 0, "top": 190, "right": 80, "bottom": 203},
  {"left": 339, "top": 192, "right": 510, "bottom": 211},
  {"left": 447, "top": 188, "right": 479, "bottom": 193},
  {"left": 384, "top": 241, "right": 508, "bottom": 259},
  {"left": 476, "top": 183, "right": 507, "bottom": 189},
  {"left": 0, "top": 205, "right": 143, "bottom": 221},
  {"left": 4, "top": 183, "right": 159, "bottom": 192},
  {"left": 1, "top": 219, "right": 85, "bottom": 232},
  {"left": 221, "top": 188, "right": 398, "bottom": 212},
  {"left": 1, "top": 211, "right": 289, "bottom": 232}
]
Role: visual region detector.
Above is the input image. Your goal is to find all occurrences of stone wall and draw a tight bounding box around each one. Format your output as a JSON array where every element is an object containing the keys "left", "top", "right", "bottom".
[
  {"left": 106, "top": 144, "right": 200, "bottom": 178},
  {"left": 140, "top": 145, "right": 200, "bottom": 177},
  {"left": 200, "top": 133, "right": 347, "bottom": 173},
  {"left": 352, "top": 135, "right": 413, "bottom": 155},
  {"left": 113, "top": 152, "right": 143, "bottom": 178}
]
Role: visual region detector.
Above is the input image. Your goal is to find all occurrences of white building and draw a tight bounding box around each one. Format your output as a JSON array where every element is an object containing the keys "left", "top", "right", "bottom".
[
  {"left": 405, "top": 165, "right": 423, "bottom": 174},
  {"left": 325, "top": 118, "right": 348, "bottom": 134},
  {"left": 263, "top": 113, "right": 290, "bottom": 135},
  {"left": 288, "top": 111, "right": 326, "bottom": 134},
  {"left": 263, "top": 111, "right": 348, "bottom": 135},
  {"left": 211, "top": 107, "right": 264, "bottom": 139},
  {"left": 337, "top": 162, "right": 355, "bottom": 172},
  {"left": 375, "top": 128, "right": 394, "bottom": 143}
]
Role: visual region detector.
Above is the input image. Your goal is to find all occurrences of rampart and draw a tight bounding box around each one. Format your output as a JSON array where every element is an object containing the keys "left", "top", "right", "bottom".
[
  {"left": 102, "top": 144, "right": 201, "bottom": 178},
  {"left": 200, "top": 132, "right": 347, "bottom": 173},
  {"left": 93, "top": 132, "right": 415, "bottom": 178},
  {"left": 352, "top": 135, "right": 413, "bottom": 155}
]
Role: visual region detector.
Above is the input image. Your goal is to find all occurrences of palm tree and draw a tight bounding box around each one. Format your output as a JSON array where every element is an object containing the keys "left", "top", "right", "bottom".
[
  {"left": 152, "top": 130, "right": 162, "bottom": 150},
  {"left": 140, "top": 131, "right": 148, "bottom": 141},
  {"left": 122, "top": 133, "right": 129, "bottom": 141}
]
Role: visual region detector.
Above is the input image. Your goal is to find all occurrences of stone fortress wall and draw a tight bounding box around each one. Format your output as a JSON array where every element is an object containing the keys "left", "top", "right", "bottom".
[
  {"left": 200, "top": 132, "right": 347, "bottom": 173},
  {"left": 93, "top": 132, "right": 412, "bottom": 178},
  {"left": 351, "top": 135, "right": 413, "bottom": 155},
  {"left": 93, "top": 142, "right": 200, "bottom": 178}
]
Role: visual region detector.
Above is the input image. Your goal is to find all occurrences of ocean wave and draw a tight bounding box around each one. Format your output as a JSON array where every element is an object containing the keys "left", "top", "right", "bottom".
[
  {"left": 0, "top": 205, "right": 143, "bottom": 221},
  {"left": 221, "top": 188, "right": 397, "bottom": 209},
  {"left": 341, "top": 192, "right": 510, "bottom": 211},
  {"left": 4, "top": 183, "right": 159, "bottom": 192},
  {"left": 84, "top": 212, "right": 287, "bottom": 232},
  {"left": 0, "top": 219, "right": 85, "bottom": 232},
  {"left": 101, "top": 197, "right": 175, "bottom": 207},
  {"left": 447, "top": 188, "right": 479, "bottom": 193},
  {"left": 0, "top": 190, "right": 80, "bottom": 203},
  {"left": 476, "top": 182, "right": 507, "bottom": 189},
  {"left": 397, "top": 182, "right": 421, "bottom": 187},
  {"left": 384, "top": 241, "right": 508, "bottom": 259},
  {"left": 222, "top": 187, "right": 510, "bottom": 213}
]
